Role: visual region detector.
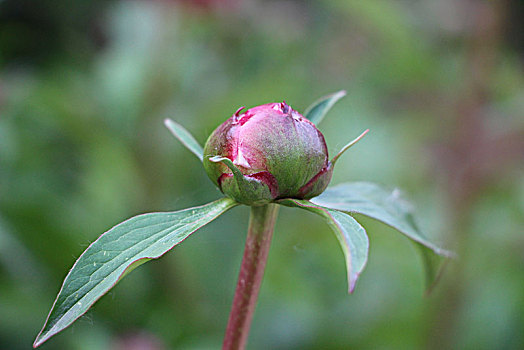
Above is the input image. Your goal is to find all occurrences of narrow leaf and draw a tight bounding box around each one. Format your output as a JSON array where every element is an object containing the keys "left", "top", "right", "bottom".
[
  {"left": 278, "top": 199, "right": 369, "bottom": 293},
  {"left": 331, "top": 129, "right": 369, "bottom": 165},
  {"left": 303, "top": 90, "right": 347, "bottom": 125},
  {"left": 34, "top": 197, "right": 237, "bottom": 348},
  {"left": 164, "top": 118, "right": 204, "bottom": 161},
  {"left": 311, "top": 182, "right": 453, "bottom": 290}
]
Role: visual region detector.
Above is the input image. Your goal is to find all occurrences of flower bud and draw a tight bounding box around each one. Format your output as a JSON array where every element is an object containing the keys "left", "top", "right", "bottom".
[{"left": 203, "top": 102, "right": 333, "bottom": 205}]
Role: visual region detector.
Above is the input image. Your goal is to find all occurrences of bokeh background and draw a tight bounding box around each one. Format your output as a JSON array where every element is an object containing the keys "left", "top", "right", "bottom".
[{"left": 1, "top": 0, "right": 523, "bottom": 349}]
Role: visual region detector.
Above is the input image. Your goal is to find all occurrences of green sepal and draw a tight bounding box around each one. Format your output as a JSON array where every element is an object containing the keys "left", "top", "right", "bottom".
[{"left": 209, "top": 156, "right": 274, "bottom": 206}]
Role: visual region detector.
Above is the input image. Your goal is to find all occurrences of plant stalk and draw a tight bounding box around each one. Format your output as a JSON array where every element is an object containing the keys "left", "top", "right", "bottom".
[{"left": 223, "top": 204, "right": 279, "bottom": 350}]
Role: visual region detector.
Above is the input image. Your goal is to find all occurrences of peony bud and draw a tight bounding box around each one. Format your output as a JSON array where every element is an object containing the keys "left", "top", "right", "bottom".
[{"left": 203, "top": 102, "right": 333, "bottom": 205}]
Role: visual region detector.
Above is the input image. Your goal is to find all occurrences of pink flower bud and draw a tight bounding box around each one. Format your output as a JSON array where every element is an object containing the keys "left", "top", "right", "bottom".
[{"left": 203, "top": 102, "right": 333, "bottom": 205}]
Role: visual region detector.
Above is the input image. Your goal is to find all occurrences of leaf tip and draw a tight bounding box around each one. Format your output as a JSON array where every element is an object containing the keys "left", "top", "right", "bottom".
[
  {"left": 33, "top": 334, "right": 45, "bottom": 348},
  {"left": 163, "top": 118, "right": 175, "bottom": 128},
  {"left": 209, "top": 155, "right": 225, "bottom": 163},
  {"left": 439, "top": 248, "right": 457, "bottom": 259},
  {"left": 424, "top": 257, "right": 452, "bottom": 296},
  {"left": 335, "top": 89, "right": 347, "bottom": 98},
  {"left": 163, "top": 118, "right": 179, "bottom": 135},
  {"left": 347, "top": 272, "right": 361, "bottom": 294}
]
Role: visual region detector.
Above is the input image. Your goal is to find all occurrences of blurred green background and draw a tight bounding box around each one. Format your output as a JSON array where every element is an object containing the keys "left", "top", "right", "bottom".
[{"left": 1, "top": 0, "right": 523, "bottom": 349}]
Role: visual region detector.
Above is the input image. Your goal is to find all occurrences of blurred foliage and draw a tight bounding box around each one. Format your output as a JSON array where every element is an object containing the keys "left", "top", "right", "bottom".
[{"left": 1, "top": 0, "right": 523, "bottom": 349}]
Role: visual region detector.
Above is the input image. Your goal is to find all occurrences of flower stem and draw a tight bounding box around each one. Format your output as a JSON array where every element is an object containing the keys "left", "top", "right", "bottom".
[{"left": 223, "top": 204, "right": 279, "bottom": 350}]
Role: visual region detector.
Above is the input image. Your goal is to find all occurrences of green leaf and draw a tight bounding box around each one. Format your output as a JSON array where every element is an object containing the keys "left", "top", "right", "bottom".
[
  {"left": 303, "top": 90, "right": 347, "bottom": 125},
  {"left": 164, "top": 118, "right": 204, "bottom": 161},
  {"left": 311, "top": 182, "right": 453, "bottom": 290},
  {"left": 34, "top": 197, "right": 237, "bottom": 348},
  {"left": 278, "top": 199, "right": 369, "bottom": 293}
]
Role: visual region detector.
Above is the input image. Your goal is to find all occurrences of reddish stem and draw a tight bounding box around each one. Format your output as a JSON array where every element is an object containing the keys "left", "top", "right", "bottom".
[{"left": 223, "top": 204, "right": 279, "bottom": 350}]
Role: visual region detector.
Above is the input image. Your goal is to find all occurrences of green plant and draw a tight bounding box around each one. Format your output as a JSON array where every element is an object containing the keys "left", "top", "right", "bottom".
[{"left": 33, "top": 91, "right": 451, "bottom": 349}]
